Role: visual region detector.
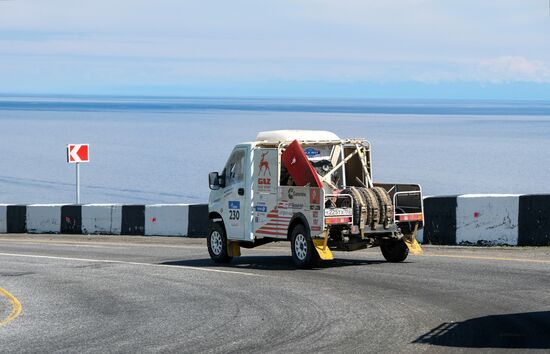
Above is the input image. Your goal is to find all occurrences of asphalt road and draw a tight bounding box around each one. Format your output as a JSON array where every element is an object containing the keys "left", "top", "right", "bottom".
[{"left": 1, "top": 235, "right": 549, "bottom": 353}]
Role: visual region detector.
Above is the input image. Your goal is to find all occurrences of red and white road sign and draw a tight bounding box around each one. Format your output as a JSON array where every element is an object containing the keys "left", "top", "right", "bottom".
[{"left": 67, "top": 144, "right": 90, "bottom": 163}]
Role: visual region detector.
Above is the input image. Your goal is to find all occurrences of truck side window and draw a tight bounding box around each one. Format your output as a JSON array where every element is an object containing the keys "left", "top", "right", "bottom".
[
  {"left": 280, "top": 165, "right": 296, "bottom": 186},
  {"left": 225, "top": 149, "right": 245, "bottom": 186}
]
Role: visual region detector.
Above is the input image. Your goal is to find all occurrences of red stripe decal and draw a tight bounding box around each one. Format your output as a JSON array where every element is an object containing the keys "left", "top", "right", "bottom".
[
  {"left": 256, "top": 230, "right": 286, "bottom": 236},
  {"left": 260, "top": 226, "right": 287, "bottom": 231}
]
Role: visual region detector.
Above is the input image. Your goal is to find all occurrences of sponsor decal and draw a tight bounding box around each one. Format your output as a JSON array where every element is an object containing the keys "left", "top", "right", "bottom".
[
  {"left": 258, "top": 151, "right": 271, "bottom": 176},
  {"left": 288, "top": 188, "right": 307, "bottom": 200},
  {"left": 228, "top": 201, "right": 240, "bottom": 209},
  {"left": 257, "top": 152, "right": 273, "bottom": 192},
  {"left": 278, "top": 209, "right": 293, "bottom": 217},
  {"left": 290, "top": 203, "right": 304, "bottom": 209},
  {"left": 304, "top": 147, "right": 321, "bottom": 157},
  {"left": 310, "top": 188, "right": 320, "bottom": 204},
  {"left": 229, "top": 201, "right": 241, "bottom": 221},
  {"left": 255, "top": 205, "right": 268, "bottom": 213},
  {"left": 312, "top": 211, "right": 319, "bottom": 226},
  {"left": 311, "top": 226, "right": 322, "bottom": 232},
  {"left": 311, "top": 211, "right": 319, "bottom": 225},
  {"left": 310, "top": 188, "right": 321, "bottom": 210}
]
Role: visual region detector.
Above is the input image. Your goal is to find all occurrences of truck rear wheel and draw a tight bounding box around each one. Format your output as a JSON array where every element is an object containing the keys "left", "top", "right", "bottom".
[
  {"left": 207, "top": 221, "right": 233, "bottom": 263},
  {"left": 380, "top": 239, "right": 409, "bottom": 262},
  {"left": 290, "top": 224, "right": 319, "bottom": 268}
]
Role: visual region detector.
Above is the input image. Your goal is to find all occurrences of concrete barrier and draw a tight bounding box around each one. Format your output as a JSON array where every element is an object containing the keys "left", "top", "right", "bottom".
[
  {"left": 6, "top": 205, "right": 26, "bottom": 233},
  {"left": 0, "top": 205, "right": 7, "bottom": 233},
  {"left": 61, "top": 205, "right": 82, "bottom": 234},
  {"left": 0, "top": 195, "right": 549, "bottom": 246},
  {"left": 456, "top": 194, "right": 520, "bottom": 245},
  {"left": 145, "top": 204, "right": 189, "bottom": 236},
  {"left": 26, "top": 204, "right": 65, "bottom": 234},
  {"left": 188, "top": 204, "right": 209, "bottom": 237},
  {"left": 121, "top": 205, "right": 145, "bottom": 235},
  {"left": 82, "top": 204, "right": 122, "bottom": 235},
  {"left": 518, "top": 195, "right": 550, "bottom": 246},
  {"left": 422, "top": 194, "right": 550, "bottom": 246},
  {"left": 422, "top": 196, "right": 457, "bottom": 245},
  {"left": 0, "top": 203, "right": 207, "bottom": 237}
]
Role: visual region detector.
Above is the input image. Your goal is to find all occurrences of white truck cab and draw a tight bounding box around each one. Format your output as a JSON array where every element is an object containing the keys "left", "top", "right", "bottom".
[{"left": 208, "top": 130, "right": 424, "bottom": 268}]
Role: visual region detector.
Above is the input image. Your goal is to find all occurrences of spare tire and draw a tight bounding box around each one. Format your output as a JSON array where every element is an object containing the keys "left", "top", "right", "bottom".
[
  {"left": 357, "top": 188, "right": 380, "bottom": 229},
  {"left": 371, "top": 187, "right": 394, "bottom": 228},
  {"left": 337, "top": 188, "right": 362, "bottom": 226},
  {"left": 335, "top": 187, "right": 388, "bottom": 230}
]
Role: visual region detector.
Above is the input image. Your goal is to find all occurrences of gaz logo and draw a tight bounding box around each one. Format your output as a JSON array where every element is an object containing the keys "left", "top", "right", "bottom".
[
  {"left": 258, "top": 178, "right": 271, "bottom": 185},
  {"left": 228, "top": 201, "right": 240, "bottom": 209},
  {"left": 259, "top": 151, "right": 271, "bottom": 176}
]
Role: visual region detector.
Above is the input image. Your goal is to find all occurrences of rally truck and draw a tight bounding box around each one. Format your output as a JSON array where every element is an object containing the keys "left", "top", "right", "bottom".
[{"left": 207, "top": 130, "right": 423, "bottom": 268}]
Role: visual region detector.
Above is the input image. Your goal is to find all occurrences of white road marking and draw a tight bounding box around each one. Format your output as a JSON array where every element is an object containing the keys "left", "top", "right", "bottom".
[
  {"left": 0, "top": 252, "right": 262, "bottom": 277},
  {"left": 0, "top": 241, "right": 128, "bottom": 249},
  {"left": 424, "top": 253, "right": 550, "bottom": 264},
  {"left": 0, "top": 238, "right": 286, "bottom": 252},
  {"left": 0, "top": 239, "right": 204, "bottom": 249}
]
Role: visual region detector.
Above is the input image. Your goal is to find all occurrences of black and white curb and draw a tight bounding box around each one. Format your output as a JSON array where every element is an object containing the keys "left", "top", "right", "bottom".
[
  {"left": 2, "top": 194, "right": 550, "bottom": 245},
  {"left": 0, "top": 204, "right": 208, "bottom": 237},
  {"left": 421, "top": 194, "right": 550, "bottom": 246}
]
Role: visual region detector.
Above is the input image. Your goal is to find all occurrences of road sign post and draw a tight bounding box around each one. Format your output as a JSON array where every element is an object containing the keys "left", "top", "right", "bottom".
[
  {"left": 76, "top": 162, "right": 80, "bottom": 204},
  {"left": 67, "top": 144, "right": 89, "bottom": 204}
]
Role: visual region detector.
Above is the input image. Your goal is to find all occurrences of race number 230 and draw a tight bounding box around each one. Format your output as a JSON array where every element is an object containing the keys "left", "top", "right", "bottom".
[{"left": 229, "top": 210, "right": 240, "bottom": 220}]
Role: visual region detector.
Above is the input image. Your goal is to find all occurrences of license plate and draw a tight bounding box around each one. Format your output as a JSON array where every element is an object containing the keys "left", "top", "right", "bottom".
[{"left": 325, "top": 208, "right": 352, "bottom": 217}]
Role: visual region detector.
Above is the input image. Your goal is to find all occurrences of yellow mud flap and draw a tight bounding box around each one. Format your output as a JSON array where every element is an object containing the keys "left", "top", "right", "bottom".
[
  {"left": 227, "top": 241, "right": 241, "bottom": 257},
  {"left": 312, "top": 239, "right": 333, "bottom": 260},
  {"left": 404, "top": 236, "right": 423, "bottom": 255}
]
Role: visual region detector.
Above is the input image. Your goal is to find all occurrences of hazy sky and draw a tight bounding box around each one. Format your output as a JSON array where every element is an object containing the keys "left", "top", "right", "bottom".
[{"left": 1, "top": 0, "right": 549, "bottom": 98}]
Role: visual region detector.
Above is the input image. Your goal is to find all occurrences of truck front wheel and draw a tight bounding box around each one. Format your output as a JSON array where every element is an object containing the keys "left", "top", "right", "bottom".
[
  {"left": 207, "top": 222, "right": 233, "bottom": 263},
  {"left": 380, "top": 239, "right": 409, "bottom": 262},
  {"left": 290, "top": 224, "right": 319, "bottom": 268}
]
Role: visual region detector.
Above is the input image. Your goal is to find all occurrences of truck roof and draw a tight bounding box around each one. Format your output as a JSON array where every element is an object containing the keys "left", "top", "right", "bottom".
[{"left": 255, "top": 130, "right": 341, "bottom": 143}]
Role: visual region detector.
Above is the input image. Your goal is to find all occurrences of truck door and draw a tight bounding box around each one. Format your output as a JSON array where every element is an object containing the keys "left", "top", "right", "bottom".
[
  {"left": 252, "top": 148, "right": 281, "bottom": 238},
  {"left": 223, "top": 147, "right": 248, "bottom": 240}
]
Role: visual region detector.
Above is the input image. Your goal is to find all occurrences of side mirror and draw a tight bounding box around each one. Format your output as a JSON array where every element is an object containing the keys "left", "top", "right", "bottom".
[{"left": 209, "top": 171, "right": 222, "bottom": 190}]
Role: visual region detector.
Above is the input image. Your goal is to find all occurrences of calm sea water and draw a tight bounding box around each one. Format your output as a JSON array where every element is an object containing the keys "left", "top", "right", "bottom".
[{"left": 1, "top": 96, "right": 549, "bottom": 204}]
